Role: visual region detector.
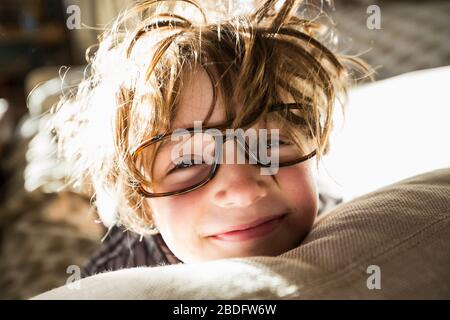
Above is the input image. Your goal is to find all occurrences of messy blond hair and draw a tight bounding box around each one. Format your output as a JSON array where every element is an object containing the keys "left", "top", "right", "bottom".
[{"left": 50, "top": 0, "right": 371, "bottom": 235}]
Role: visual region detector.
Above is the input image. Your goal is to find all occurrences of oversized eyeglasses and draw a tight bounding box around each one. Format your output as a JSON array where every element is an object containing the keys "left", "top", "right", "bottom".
[{"left": 131, "top": 104, "right": 317, "bottom": 197}]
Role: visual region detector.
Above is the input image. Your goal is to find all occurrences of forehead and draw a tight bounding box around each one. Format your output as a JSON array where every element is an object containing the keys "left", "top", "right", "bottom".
[
  {"left": 172, "top": 68, "right": 227, "bottom": 129},
  {"left": 173, "top": 67, "right": 296, "bottom": 131}
]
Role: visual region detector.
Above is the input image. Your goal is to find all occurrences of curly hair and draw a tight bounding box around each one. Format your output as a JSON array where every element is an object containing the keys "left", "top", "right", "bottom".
[{"left": 49, "top": 0, "right": 372, "bottom": 235}]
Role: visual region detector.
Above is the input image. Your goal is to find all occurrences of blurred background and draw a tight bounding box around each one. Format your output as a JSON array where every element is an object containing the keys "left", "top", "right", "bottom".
[{"left": 0, "top": 0, "right": 449, "bottom": 299}]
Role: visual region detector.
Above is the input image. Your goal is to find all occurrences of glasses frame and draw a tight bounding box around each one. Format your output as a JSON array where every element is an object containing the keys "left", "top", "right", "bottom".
[{"left": 131, "top": 103, "right": 317, "bottom": 197}]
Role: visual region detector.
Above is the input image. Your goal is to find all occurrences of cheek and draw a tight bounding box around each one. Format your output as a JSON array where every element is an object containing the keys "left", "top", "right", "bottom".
[
  {"left": 149, "top": 192, "right": 204, "bottom": 232},
  {"left": 147, "top": 191, "right": 207, "bottom": 260},
  {"left": 275, "top": 162, "right": 318, "bottom": 223}
]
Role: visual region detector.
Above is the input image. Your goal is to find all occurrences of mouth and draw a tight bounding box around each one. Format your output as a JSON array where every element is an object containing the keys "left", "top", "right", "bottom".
[{"left": 208, "top": 213, "right": 287, "bottom": 242}]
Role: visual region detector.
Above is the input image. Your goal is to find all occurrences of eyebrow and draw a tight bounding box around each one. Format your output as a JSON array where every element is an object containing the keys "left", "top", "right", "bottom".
[
  {"left": 169, "top": 103, "right": 300, "bottom": 132},
  {"left": 170, "top": 119, "right": 231, "bottom": 132},
  {"left": 159, "top": 102, "right": 309, "bottom": 143}
]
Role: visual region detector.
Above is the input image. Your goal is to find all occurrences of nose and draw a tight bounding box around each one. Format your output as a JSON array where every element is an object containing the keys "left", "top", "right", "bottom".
[
  {"left": 211, "top": 163, "right": 269, "bottom": 208},
  {"left": 209, "top": 137, "right": 270, "bottom": 208}
]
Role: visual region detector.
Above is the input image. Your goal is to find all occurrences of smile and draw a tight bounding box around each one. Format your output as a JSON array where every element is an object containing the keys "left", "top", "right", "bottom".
[{"left": 209, "top": 214, "right": 286, "bottom": 242}]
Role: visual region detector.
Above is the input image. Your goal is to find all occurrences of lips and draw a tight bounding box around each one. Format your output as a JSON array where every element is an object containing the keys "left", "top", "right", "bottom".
[{"left": 208, "top": 213, "right": 286, "bottom": 242}]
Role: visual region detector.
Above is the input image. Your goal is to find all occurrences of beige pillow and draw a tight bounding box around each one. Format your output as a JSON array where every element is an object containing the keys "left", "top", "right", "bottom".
[{"left": 33, "top": 168, "right": 450, "bottom": 299}]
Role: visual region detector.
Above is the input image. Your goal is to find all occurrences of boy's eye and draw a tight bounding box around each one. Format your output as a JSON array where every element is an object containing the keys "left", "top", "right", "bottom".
[
  {"left": 168, "top": 156, "right": 205, "bottom": 173},
  {"left": 175, "top": 161, "right": 194, "bottom": 169},
  {"left": 267, "top": 139, "right": 291, "bottom": 149}
]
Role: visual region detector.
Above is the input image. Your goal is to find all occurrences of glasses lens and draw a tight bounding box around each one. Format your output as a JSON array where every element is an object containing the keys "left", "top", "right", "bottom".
[
  {"left": 242, "top": 128, "right": 316, "bottom": 166},
  {"left": 134, "top": 131, "right": 217, "bottom": 194},
  {"left": 133, "top": 126, "right": 316, "bottom": 196},
  {"left": 269, "top": 134, "right": 316, "bottom": 165}
]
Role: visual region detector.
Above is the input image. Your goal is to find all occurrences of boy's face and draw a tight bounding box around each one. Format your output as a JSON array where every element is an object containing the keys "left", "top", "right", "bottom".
[{"left": 147, "top": 68, "right": 318, "bottom": 263}]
